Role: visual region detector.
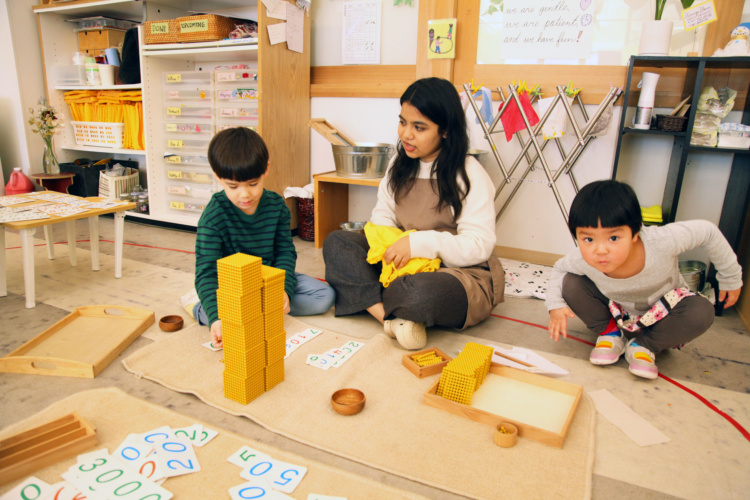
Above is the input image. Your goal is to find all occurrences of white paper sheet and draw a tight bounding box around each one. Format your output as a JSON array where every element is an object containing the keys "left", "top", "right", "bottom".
[
  {"left": 489, "top": 345, "right": 569, "bottom": 376},
  {"left": 588, "top": 389, "right": 671, "bottom": 446},
  {"left": 267, "top": 23, "right": 287, "bottom": 45},
  {"left": 286, "top": 2, "right": 304, "bottom": 53},
  {"left": 341, "top": 0, "right": 380, "bottom": 65}
]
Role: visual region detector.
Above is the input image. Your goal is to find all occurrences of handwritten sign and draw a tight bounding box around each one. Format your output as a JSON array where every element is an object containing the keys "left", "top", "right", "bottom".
[
  {"left": 499, "top": 0, "right": 594, "bottom": 60},
  {"left": 681, "top": 1, "right": 716, "bottom": 31}
]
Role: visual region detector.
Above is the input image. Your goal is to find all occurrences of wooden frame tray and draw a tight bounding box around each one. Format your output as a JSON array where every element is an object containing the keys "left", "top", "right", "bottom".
[
  {"left": 0, "top": 305, "right": 154, "bottom": 378},
  {"left": 0, "top": 412, "right": 97, "bottom": 486},
  {"left": 402, "top": 347, "right": 452, "bottom": 378},
  {"left": 423, "top": 362, "right": 583, "bottom": 448}
]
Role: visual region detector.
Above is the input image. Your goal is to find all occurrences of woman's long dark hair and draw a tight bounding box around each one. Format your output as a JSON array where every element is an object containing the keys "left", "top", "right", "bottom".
[{"left": 389, "top": 77, "right": 470, "bottom": 221}]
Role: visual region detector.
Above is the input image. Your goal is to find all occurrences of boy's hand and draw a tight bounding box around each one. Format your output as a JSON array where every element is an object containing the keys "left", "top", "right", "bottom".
[
  {"left": 210, "top": 320, "right": 223, "bottom": 348},
  {"left": 549, "top": 307, "right": 575, "bottom": 341},
  {"left": 719, "top": 287, "right": 741, "bottom": 308},
  {"left": 384, "top": 236, "right": 411, "bottom": 269},
  {"left": 283, "top": 293, "right": 290, "bottom": 314}
]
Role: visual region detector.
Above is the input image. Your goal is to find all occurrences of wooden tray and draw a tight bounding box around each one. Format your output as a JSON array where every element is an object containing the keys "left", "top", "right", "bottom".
[
  {"left": 309, "top": 118, "right": 357, "bottom": 146},
  {"left": 423, "top": 362, "right": 583, "bottom": 448},
  {"left": 0, "top": 412, "right": 97, "bottom": 486},
  {"left": 402, "top": 347, "right": 452, "bottom": 378},
  {"left": 0, "top": 305, "right": 154, "bottom": 378}
]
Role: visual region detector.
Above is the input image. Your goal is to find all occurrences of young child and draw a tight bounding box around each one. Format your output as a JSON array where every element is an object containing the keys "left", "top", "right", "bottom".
[
  {"left": 546, "top": 180, "right": 742, "bottom": 379},
  {"left": 323, "top": 77, "right": 504, "bottom": 350},
  {"left": 183, "top": 127, "right": 335, "bottom": 347}
]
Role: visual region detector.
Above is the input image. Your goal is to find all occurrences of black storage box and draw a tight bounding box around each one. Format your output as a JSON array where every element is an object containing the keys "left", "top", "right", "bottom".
[{"left": 60, "top": 158, "right": 139, "bottom": 198}]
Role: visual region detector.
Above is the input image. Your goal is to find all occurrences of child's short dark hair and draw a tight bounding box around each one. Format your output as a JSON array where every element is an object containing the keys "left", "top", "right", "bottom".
[
  {"left": 568, "top": 180, "right": 642, "bottom": 237},
  {"left": 208, "top": 127, "right": 268, "bottom": 181}
]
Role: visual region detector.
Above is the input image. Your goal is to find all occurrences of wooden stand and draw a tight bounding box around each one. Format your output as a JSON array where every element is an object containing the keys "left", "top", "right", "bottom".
[{"left": 0, "top": 413, "right": 97, "bottom": 486}]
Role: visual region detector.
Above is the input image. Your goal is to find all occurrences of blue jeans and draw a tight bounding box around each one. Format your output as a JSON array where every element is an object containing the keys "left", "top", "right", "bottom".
[{"left": 193, "top": 272, "right": 335, "bottom": 326}]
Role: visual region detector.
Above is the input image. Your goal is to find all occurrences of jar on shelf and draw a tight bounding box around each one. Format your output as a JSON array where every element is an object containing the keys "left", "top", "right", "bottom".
[{"left": 138, "top": 194, "right": 149, "bottom": 214}]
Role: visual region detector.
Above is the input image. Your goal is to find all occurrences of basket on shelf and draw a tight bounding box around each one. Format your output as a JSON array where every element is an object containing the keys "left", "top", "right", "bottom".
[
  {"left": 144, "top": 19, "right": 179, "bottom": 44},
  {"left": 176, "top": 14, "right": 236, "bottom": 43},
  {"left": 72, "top": 121, "right": 125, "bottom": 148},
  {"left": 656, "top": 114, "right": 688, "bottom": 132},
  {"left": 99, "top": 168, "right": 139, "bottom": 199}
]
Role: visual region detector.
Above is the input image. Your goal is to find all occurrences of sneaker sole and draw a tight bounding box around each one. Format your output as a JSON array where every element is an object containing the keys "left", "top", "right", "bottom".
[
  {"left": 628, "top": 364, "right": 659, "bottom": 379},
  {"left": 589, "top": 354, "right": 622, "bottom": 366}
]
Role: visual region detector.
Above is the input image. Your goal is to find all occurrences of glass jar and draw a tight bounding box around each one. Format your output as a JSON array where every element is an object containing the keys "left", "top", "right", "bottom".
[{"left": 138, "top": 194, "right": 149, "bottom": 214}]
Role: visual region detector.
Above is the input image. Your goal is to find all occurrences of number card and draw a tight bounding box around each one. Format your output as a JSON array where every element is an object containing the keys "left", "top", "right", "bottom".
[
  {"left": 154, "top": 436, "right": 200, "bottom": 478},
  {"left": 228, "top": 478, "right": 293, "bottom": 500},
  {"left": 45, "top": 481, "right": 87, "bottom": 500},
  {"left": 194, "top": 426, "right": 219, "bottom": 447},
  {"left": 65, "top": 454, "right": 173, "bottom": 500},
  {"left": 240, "top": 459, "right": 307, "bottom": 494},
  {"left": 0, "top": 476, "right": 52, "bottom": 500},
  {"left": 113, "top": 434, "right": 163, "bottom": 480},
  {"left": 285, "top": 329, "right": 323, "bottom": 358},
  {"left": 202, "top": 341, "right": 223, "bottom": 352},
  {"left": 330, "top": 341, "right": 365, "bottom": 368},
  {"left": 138, "top": 426, "right": 172, "bottom": 445},
  {"left": 227, "top": 446, "right": 271, "bottom": 469}
]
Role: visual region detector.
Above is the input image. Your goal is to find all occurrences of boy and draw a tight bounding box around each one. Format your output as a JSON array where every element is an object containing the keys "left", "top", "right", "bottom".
[
  {"left": 546, "top": 180, "right": 742, "bottom": 379},
  {"left": 183, "top": 127, "right": 335, "bottom": 347}
]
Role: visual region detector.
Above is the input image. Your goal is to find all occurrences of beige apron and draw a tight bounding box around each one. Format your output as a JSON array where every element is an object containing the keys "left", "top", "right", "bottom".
[{"left": 394, "top": 178, "right": 505, "bottom": 329}]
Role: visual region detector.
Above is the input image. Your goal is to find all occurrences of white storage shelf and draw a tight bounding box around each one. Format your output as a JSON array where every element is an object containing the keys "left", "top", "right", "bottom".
[{"left": 37, "top": 0, "right": 310, "bottom": 228}]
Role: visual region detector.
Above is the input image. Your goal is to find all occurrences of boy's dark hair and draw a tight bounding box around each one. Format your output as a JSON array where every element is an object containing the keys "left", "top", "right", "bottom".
[
  {"left": 208, "top": 127, "right": 268, "bottom": 181},
  {"left": 568, "top": 180, "right": 642, "bottom": 237}
]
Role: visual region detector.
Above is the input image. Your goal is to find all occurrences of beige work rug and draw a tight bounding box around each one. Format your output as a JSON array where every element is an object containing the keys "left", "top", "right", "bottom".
[
  {"left": 123, "top": 317, "right": 596, "bottom": 499},
  {"left": 0, "top": 388, "right": 425, "bottom": 499}
]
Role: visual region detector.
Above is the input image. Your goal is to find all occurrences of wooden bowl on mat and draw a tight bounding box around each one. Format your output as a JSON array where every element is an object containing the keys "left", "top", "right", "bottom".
[
  {"left": 159, "top": 315, "right": 184, "bottom": 332},
  {"left": 331, "top": 388, "right": 366, "bottom": 415},
  {"left": 494, "top": 421, "right": 518, "bottom": 448}
]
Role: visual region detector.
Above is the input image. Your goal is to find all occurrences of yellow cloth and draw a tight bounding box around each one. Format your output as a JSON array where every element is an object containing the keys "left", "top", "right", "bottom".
[{"left": 364, "top": 222, "right": 442, "bottom": 288}]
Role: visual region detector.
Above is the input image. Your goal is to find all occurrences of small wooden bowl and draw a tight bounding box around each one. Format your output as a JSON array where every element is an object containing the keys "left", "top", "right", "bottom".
[
  {"left": 493, "top": 422, "right": 518, "bottom": 448},
  {"left": 331, "top": 388, "right": 365, "bottom": 416},
  {"left": 159, "top": 315, "right": 184, "bottom": 332}
]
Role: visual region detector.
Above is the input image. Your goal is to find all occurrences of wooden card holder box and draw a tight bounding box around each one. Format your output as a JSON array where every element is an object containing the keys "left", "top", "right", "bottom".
[
  {"left": 0, "top": 413, "right": 97, "bottom": 486},
  {"left": 0, "top": 305, "right": 154, "bottom": 378},
  {"left": 423, "top": 363, "right": 583, "bottom": 448},
  {"left": 402, "top": 347, "right": 452, "bottom": 378}
]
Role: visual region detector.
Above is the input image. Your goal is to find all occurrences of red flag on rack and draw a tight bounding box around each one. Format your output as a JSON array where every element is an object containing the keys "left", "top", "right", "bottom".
[{"left": 499, "top": 93, "right": 540, "bottom": 142}]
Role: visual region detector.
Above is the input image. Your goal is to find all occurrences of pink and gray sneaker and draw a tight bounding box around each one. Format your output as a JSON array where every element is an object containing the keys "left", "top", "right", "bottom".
[{"left": 589, "top": 331, "right": 626, "bottom": 365}]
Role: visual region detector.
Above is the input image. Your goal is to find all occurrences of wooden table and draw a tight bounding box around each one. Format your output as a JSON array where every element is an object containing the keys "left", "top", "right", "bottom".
[
  {"left": 31, "top": 172, "right": 75, "bottom": 194},
  {"left": 0, "top": 195, "right": 136, "bottom": 308},
  {"left": 313, "top": 171, "right": 381, "bottom": 248}
]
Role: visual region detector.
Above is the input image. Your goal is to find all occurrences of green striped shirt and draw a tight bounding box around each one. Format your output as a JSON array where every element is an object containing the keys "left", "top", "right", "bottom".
[{"left": 195, "top": 189, "right": 297, "bottom": 327}]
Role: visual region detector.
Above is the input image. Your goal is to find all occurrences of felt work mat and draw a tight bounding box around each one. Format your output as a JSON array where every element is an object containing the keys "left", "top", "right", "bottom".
[
  {"left": 123, "top": 317, "right": 596, "bottom": 500},
  {"left": 0, "top": 388, "right": 425, "bottom": 499}
]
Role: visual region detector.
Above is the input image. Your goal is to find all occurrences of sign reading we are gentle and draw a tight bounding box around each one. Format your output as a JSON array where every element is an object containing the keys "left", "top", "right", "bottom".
[{"left": 499, "top": 0, "right": 594, "bottom": 60}]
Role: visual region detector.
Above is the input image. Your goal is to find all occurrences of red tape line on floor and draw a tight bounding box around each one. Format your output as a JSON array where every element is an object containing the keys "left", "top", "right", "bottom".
[{"left": 491, "top": 313, "right": 750, "bottom": 442}]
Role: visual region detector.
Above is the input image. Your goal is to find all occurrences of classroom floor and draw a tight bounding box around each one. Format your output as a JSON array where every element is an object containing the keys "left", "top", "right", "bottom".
[{"left": 1, "top": 217, "right": 748, "bottom": 499}]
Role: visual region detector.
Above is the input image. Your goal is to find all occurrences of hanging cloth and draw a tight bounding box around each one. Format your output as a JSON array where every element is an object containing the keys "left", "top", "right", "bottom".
[{"left": 499, "top": 92, "right": 540, "bottom": 142}]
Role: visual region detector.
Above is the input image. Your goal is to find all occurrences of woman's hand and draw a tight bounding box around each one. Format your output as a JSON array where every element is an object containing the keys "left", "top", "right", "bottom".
[
  {"left": 548, "top": 307, "right": 575, "bottom": 341},
  {"left": 384, "top": 236, "right": 412, "bottom": 269}
]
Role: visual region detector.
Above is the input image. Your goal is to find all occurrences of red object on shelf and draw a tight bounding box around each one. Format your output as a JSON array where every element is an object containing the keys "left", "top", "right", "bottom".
[{"left": 5, "top": 168, "right": 34, "bottom": 195}]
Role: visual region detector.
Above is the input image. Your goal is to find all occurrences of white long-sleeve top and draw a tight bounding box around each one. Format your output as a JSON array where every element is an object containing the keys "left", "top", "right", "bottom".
[
  {"left": 545, "top": 220, "right": 743, "bottom": 315},
  {"left": 369, "top": 156, "right": 497, "bottom": 268}
]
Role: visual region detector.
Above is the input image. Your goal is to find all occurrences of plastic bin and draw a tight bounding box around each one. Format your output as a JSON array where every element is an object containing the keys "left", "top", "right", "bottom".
[
  {"left": 164, "top": 87, "right": 213, "bottom": 101},
  {"left": 99, "top": 168, "right": 139, "bottom": 199},
  {"left": 166, "top": 166, "right": 214, "bottom": 184},
  {"left": 164, "top": 71, "right": 213, "bottom": 85},
  {"left": 165, "top": 136, "right": 211, "bottom": 152},
  {"left": 164, "top": 153, "right": 210, "bottom": 167},
  {"left": 215, "top": 68, "right": 258, "bottom": 83},
  {"left": 165, "top": 103, "right": 213, "bottom": 120},
  {"left": 215, "top": 86, "right": 259, "bottom": 102},
  {"left": 217, "top": 102, "right": 258, "bottom": 120}
]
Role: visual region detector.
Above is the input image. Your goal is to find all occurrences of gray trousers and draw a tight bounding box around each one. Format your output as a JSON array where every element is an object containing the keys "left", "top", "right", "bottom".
[
  {"left": 323, "top": 230, "right": 468, "bottom": 328},
  {"left": 562, "top": 273, "right": 714, "bottom": 352}
]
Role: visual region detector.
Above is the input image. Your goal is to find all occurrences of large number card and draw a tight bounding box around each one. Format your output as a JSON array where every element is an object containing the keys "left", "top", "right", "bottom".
[
  {"left": 285, "top": 328, "right": 323, "bottom": 358},
  {"left": 228, "top": 479, "right": 293, "bottom": 499},
  {"left": 240, "top": 458, "right": 307, "bottom": 494},
  {"left": 227, "top": 446, "right": 271, "bottom": 469},
  {"left": 0, "top": 476, "right": 52, "bottom": 500},
  {"left": 64, "top": 454, "right": 172, "bottom": 500},
  {"left": 153, "top": 435, "right": 201, "bottom": 478}
]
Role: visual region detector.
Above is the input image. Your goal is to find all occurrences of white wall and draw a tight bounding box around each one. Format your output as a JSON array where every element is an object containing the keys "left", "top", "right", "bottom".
[
  {"left": 310, "top": 1, "right": 742, "bottom": 258},
  {"left": 0, "top": 0, "right": 46, "bottom": 185}
]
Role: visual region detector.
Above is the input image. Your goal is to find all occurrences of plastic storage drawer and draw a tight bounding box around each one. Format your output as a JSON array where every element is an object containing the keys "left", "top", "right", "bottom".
[
  {"left": 165, "top": 103, "right": 213, "bottom": 120},
  {"left": 165, "top": 136, "right": 211, "bottom": 152},
  {"left": 165, "top": 120, "right": 214, "bottom": 135},
  {"left": 165, "top": 153, "right": 210, "bottom": 167},
  {"left": 215, "top": 68, "right": 258, "bottom": 84},
  {"left": 164, "top": 71, "right": 213, "bottom": 85},
  {"left": 215, "top": 86, "right": 259, "bottom": 102},
  {"left": 167, "top": 184, "right": 216, "bottom": 199},
  {"left": 164, "top": 87, "right": 213, "bottom": 102},
  {"left": 217, "top": 117, "right": 258, "bottom": 131},
  {"left": 217, "top": 102, "right": 259, "bottom": 120},
  {"left": 169, "top": 197, "right": 210, "bottom": 213},
  {"left": 166, "top": 166, "right": 214, "bottom": 185}
]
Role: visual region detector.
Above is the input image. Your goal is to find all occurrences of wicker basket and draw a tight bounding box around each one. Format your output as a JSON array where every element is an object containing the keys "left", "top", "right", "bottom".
[
  {"left": 656, "top": 114, "right": 688, "bottom": 132},
  {"left": 176, "top": 14, "right": 236, "bottom": 42},
  {"left": 99, "top": 168, "right": 139, "bottom": 199},
  {"left": 144, "top": 19, "right": 179, "bottom": 44}
]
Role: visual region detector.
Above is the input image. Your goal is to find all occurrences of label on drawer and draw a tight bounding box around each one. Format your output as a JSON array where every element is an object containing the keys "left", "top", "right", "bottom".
[
  {"left": 151, "top": 22, "right": 170, "bottom": 34},
  {"left": 168, "top": 185, "right": 187, "bottom": 195},
  {"left": 180, "top": 19, "right": 208, "bottom": 33},
  {"left": 219, "top": 108, "right": 237, "bottom": 117},
  {"left": 167, "top": 107, "right": 182, "bottom": 116},
  {"left": 168, "top": 170, "right": 184, "bottom": 179},
  {"left": 216, "top": 72, "right": 236, "bottom": 82},
  {"left": 168, "top": 140, "right": 184, "bottom": 148},
  {"left": 166, "top": 156, "right": 181, "bottom": 163},
  {"left": 170, "top": 201, "right": 186, "bottom": 210},
  {"left": 166, "top": 74, "right": 182, "bottom": 83},
  {"left": 168, "top": 90, "right": 180, "bottom": 99},
  {"left": 166, "top": 123, "right": 178, "bottom": 132},
  {"left": 218, "top": 90, "right": 233, "bottom": 100},
  {"left": 191, "top": 173, "right": 211, "bottom": 183}
]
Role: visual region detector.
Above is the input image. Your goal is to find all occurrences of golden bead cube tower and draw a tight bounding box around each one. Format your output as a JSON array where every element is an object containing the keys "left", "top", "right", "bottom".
[
  {"left": 436, "top": 342, "right": 494, "bottom": 405},
  {"left": 217, "top": 253, "right": 286, "bottom": 404}
]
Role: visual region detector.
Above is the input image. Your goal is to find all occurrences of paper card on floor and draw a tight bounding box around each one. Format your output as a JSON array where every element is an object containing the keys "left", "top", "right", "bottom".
[
  {"left": 77, "top": 447, "right": 110, "bottom": 464},
  {"left": 285, "top": 328, "right": 323, "bottom": 358},
  {"left": 113, "top": 434, "right": 155, "bottom": 474},
  {"left": 588, "top": 389, "right": 670, "bottom": 446},
  {"left": 307, "top": 348, "right": 344, "bottom": 370},
  {"left": 331, "top": 340, "right": 365, "bottom": 368},
  {"left": 194, "top": 426, "right": 219, "bottom": 447},
  {"left": 229, "top": 478, "right": 292, "bottom": 500},
  {"left": 174, "top": 423, "right": 203, "bottom": 445},
  {"left": 66, "top": 453, "right": 173, "bottom": 500},
  {"left": 489, "top": 345, "right": 569, "bottom": 376},
  {"left": 203, "top": 341, "right": 223, "bottom": 351},
  {"left": 0, "top": 476, "right": 53, "bottom": 500},
  {"left": 45, "top": 481, "right": 85, "bottom": 500},
  {"left": 137, "top": 425, "right": 173, "bottom": 445},
  {"left": 240, "top": 458, "right": 306, "bottom": 493},
  {"left": 228, "top": 445, "right": 272, "bottom": 468},
  {"left": 153, "top": 435, "right": 201, "bottom": 477},
  {"left": 135, "top": 450, "right": 167, "bottom": 482}
]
